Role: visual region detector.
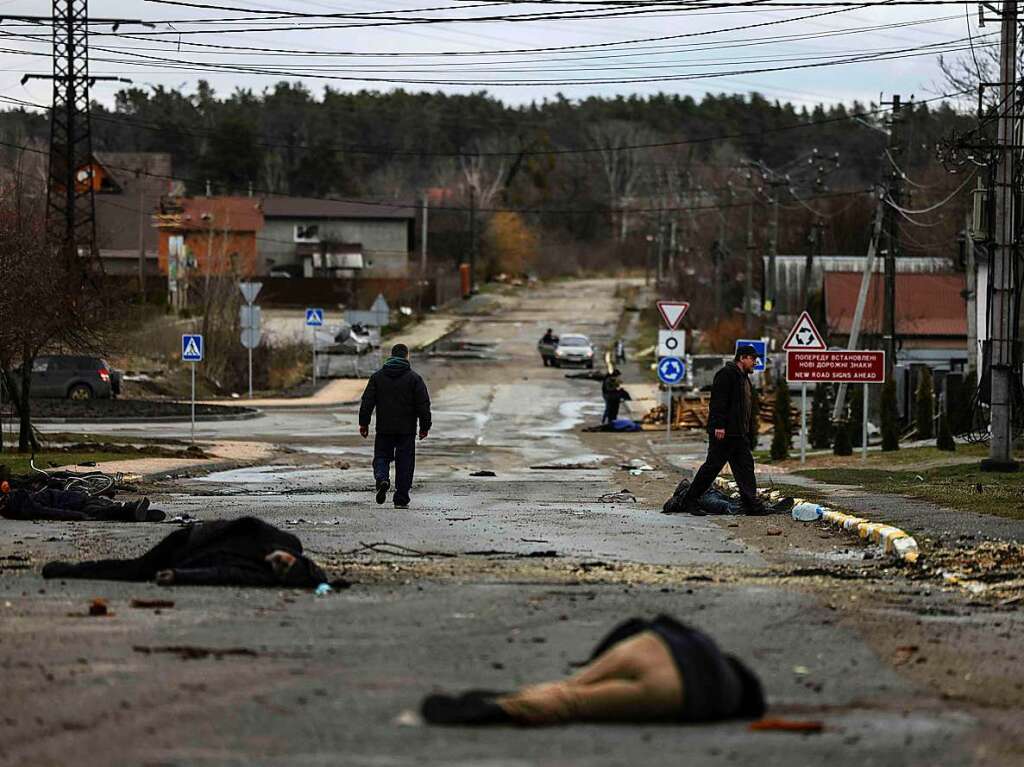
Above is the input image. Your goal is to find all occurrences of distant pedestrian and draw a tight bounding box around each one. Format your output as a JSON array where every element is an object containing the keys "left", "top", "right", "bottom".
[
  {"left": 667, "top": 345, "right": 764, "bottom": 516},
  {"left": 359, "top": 343, "right": 432, "bottom": 509},
  {"left": 539, "top": 328, "right": 559, "bottom": 367}
]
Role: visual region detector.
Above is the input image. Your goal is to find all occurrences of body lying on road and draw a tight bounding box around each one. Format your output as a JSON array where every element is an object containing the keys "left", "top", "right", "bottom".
[
  {"left": 42, "top": 517, "right": 334, "bottom": 588},
  {"left": 422, "top": 614, "right": 764, "bottom": 726},
  {"left": 1, "top": 486, "right": 164, "bottom": 522}
]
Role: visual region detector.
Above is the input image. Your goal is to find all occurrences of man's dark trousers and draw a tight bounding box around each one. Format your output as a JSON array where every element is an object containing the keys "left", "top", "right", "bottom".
[
  {"left": 685, "top": 436, "right": 759, "bottom": 511},
  {"left": 373, "top": 434, "right": 416, "bottom": 505}
]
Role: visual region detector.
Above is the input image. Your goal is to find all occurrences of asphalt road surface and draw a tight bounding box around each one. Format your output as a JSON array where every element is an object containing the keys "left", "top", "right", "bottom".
[{"left": 4, "top": 279, "right": 1021, "bottom": 766}]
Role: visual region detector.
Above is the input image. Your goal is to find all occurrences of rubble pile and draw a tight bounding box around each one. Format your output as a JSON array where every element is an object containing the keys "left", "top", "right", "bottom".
[{"left": 912, "top": 540, "right": 1024, "bottom": 600}]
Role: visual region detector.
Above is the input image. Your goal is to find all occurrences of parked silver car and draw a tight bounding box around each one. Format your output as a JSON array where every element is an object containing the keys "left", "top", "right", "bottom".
[{"left": 553, "top": 334, "right": 596, "bottom": 369}]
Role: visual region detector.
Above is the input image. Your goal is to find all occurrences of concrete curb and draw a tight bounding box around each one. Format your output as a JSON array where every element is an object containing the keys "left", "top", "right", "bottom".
[{"left": 712, "top": 478, "right": 921, "bottom": 564}]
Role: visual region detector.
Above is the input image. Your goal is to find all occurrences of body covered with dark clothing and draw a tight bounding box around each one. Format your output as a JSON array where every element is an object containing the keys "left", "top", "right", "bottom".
[
  {"left": 1, "top": 487, "right": 163, "bottom": 522},
  {"left": 359, "top": 357, "right": 432, "bottom": 436},
  {"left": 42, "top": 517, "right": 327, "bottom": 587}
]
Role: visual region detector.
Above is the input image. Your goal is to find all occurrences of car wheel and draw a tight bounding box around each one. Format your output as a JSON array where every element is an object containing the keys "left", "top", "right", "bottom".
[
  {"left": 552, "top": 360, "right": 560, "bottom": 368},
  {"left": 586, "top": 361, "right": 594, "bottom": 369},
  {"left": 68, "top": 384, "right": 93, "bottom": 401}
]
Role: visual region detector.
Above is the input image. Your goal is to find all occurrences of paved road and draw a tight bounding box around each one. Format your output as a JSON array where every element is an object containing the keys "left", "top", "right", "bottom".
[{"left": 2, "top": 279, "right": 1005, "bottom": 766}]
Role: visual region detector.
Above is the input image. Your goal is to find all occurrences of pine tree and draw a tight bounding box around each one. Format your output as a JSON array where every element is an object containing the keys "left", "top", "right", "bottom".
[
  {"left": 915, "top": 368, "right": 935, "bottom": 440},
  {"left": 809, "top": 384, "right": 833, "bottom": 449},
  {"left": 770, "top": 382, "right": 792, "bottom": 460},
  {"left": 848, "top": 385, "right": 864, "bottom": 448},
  {"left": 880, "top": 379, "right": 900, "bottom": 452}
]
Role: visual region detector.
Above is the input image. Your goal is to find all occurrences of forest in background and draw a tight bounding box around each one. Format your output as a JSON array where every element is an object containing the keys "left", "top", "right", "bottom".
[{"left": 0, "top": 83, "right": 977, "bottom": 322}]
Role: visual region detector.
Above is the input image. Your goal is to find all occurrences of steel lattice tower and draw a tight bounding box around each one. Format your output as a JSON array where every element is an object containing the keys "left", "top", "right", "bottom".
[{"left": 46, "top": 0, "right": 96, "bottom": 265}]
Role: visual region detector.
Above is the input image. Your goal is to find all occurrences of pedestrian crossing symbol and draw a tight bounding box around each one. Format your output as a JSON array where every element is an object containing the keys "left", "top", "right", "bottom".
[
  {"left": 305, "top": 307, "right": 324, "bottom": 327},
  {"left": 182, "top": 334, "right": 204, "bottom": 362}
]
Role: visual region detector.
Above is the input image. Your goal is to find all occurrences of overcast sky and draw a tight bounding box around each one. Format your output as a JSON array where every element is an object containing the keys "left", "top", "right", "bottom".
[{"left": 0, "top": 1, "right": 985, "bottom": 111}]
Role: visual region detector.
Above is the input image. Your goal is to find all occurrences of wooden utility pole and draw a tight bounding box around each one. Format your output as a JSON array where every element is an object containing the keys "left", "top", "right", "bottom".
[
  {"left": 982, "top": 0, "right": 1020, "bottom": 472},
  {"left": 883, "top": 94, "right": 903, "bottom": 381}
]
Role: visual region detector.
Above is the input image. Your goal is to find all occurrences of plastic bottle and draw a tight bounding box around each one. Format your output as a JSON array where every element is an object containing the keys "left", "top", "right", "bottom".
[{"left": 791, "top": 502, "right": 824, "bottom": 522}]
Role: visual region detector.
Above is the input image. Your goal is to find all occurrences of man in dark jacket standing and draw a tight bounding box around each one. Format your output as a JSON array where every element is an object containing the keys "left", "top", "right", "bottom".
[
  {"left": 667, "top": 345, "right": 764, "bottom": 516},
  {"left": 359, "top": 344, "right": 432, "bottom": 509}
]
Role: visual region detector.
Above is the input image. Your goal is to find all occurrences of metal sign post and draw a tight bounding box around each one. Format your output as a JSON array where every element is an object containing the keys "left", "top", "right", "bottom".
[
  {"left": 239, "top": 282, "right": 262, "bottom": 399},
  {"left": 862, "top": 382, "right": 869, "bottom": 462},
  {"left": 657, "top": 357, "right": 686, "bottom": 434},
  {"left": 305, "top": 308, "right": 324, "bottom": 387},
  {"left": 667, "top": 387, "right": 672, "bottom": 436},
  {"left": 801, "top": 383, "right": 808, "bottom": 464},
  {"left": 181, "top": 334, "right": 203, "bottom": 445}
]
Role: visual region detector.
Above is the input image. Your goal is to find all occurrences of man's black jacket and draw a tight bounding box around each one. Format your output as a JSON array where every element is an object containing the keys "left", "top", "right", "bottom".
[
  {"left": 707, "top": 361, "right": 756, "bottom": 439},
  {"left": 359, "top": 358, "right": 432, "bottom": 435}
]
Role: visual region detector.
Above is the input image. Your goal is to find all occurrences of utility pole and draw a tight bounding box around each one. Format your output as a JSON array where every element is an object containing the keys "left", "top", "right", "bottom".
[
  {"left": 882, "top": 94, "right": 903, "bottom": 381},
  {"left": 419, "top": 192, "right": 428, "bottom": 314},
  {"left": 983, "top": 0, "right": 1020, "bottom": 472},
  {"left": 802, "top": 218, "right": 824, "bottom": 310},
  {"left": 137, "top": 168, "right": 145, "bottom": 297},
  {"left": 468, "top": 185, "right": 477, "bottom": 295},
  {"left": 745, "top": 191, "right": 755, "bottom": 335}
]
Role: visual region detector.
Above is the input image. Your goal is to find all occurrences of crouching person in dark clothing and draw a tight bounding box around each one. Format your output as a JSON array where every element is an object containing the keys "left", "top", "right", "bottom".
[
  {"left": 668, "top": 344, "right": 764, "bottom": 516},
  {"left": 359, "top": 343, "right": 432, "bottom": 509}
]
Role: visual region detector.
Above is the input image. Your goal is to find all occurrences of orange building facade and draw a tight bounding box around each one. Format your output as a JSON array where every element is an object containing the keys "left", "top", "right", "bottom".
[{"left": 153, "top": 197, "right": 264, "bottom": 280}]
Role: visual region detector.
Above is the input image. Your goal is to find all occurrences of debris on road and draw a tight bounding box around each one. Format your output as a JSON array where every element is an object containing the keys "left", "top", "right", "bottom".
[
  {"left": 130, "top": 598, "right": 175, "bottom": 609},
  {"left": 749, "top": 718, "right": 825, "bottom": 733},
  {"left": 598, "top": 489, "right": 636, "bottom": 503},
  {"left": 133, "top": 645, "right": 259, "bottom": 660},
  {"left": 620, "top": 459, "right": 655, "bottom": 475},
  {"left": 470, "top": 470, "right": 497, "bottom": 477},
  {"left": 88, "top": 598, "right": 109, "bottom": 617}
]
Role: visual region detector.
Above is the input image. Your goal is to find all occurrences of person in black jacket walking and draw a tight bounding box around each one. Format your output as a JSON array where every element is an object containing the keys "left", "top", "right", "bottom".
[
  {"left": 359, "top": 344, "right": 432, "bottom": 509},
  {"left": 667, "top": 345, "right": 764, "bottom": 516}
]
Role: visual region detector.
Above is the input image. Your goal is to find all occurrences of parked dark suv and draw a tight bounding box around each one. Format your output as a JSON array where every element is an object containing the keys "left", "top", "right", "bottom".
[{"left": 22, "top": 355, "right": 119, "bottom": 400}]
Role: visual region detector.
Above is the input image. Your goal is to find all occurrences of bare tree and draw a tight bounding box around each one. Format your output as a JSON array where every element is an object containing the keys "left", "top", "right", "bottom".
[
  {"left": 587, "top": 121, "right": 651, "bottom": 242},
  {"left": 459, "top": 138, "right": 509, "bottom": 210},
  {"left": 0, "top": 184, "right": 115, "bottom": 451}
]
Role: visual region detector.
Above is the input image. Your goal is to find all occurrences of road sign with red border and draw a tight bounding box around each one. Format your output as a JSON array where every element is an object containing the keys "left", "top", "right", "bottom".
[
  {"left": 783, "top": 311, "right": 827, "bottom": 351},
  {"left": 657, "top": 301, "right": 690, "bottom": 330},
  {"left": 786, "top": 350, "right": 886, "bottom": 383}
]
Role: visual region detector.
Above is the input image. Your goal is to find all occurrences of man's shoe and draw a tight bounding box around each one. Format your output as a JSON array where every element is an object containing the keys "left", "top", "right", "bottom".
[
  {"left": 744, "top": 503, "right": 770, "bottom": 516},
  {"left": 394, "top": 501, "right": 409, "bottom": 509},
  {"left": 375, "top": 480, "right": 390, "bottom": 505}
]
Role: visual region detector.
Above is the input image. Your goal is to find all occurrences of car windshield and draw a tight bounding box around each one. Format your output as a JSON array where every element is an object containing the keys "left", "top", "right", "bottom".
[{"left": 560, "top": 337, "right": 588, "bottom": 347}]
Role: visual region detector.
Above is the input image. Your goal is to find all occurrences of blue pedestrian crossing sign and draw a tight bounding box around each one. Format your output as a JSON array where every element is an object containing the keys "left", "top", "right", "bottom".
[
  {"left": 181, "top": 334, "right": 203, "bottom": 362},
  {"left": 657, "top": 356, "right": 686, "bottom": 386},
  {"left": 305, "top": 307, "right": 324, "bottom": 327},
  {"left": 735, "top": 339, "right": 767, "bottom": 372}
]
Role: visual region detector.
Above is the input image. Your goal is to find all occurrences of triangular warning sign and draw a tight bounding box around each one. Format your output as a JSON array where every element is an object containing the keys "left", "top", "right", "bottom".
[
  {"left": 783, "top": 311, "right": 827, "bottom": 351},
  {"left": 657, "top": 301, "right": 690, "bottom": 330}
]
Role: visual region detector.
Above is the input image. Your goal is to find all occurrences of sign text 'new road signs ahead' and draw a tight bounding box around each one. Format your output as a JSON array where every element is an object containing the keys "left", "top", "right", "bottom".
[
  {"left": 656, "top": 301, "right": 690, "bottom": 330},
  {"left": 734, "top": 338, "right": 767, "bottom": 372},
  {"left": 305, "top": 307, "right": 325, "bottom": 327},
  {"left": 658, "top": 330, "right": 686, "bottom": 358},
  {"left": 786, "top": 350, "right": 886, "bottom": 383},
  {"left": 783, "top": 310, "right": 827, "bottom": 351},
  {"left": 657, "top": 356, "right": 686, "bottom": 386},
  {"left": 181, "top": 334, "right": 203, "bottom": 362}
]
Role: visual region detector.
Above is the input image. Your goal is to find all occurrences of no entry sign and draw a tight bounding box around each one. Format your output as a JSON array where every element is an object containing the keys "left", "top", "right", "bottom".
[{"left": 787, "top": 350, "right": 886, "bottom": 384}]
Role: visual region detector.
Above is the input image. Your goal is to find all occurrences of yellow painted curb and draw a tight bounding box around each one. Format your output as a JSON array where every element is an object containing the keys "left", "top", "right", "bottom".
[{"left": 710, "top": 478, "right": 920, "bottom": 564}]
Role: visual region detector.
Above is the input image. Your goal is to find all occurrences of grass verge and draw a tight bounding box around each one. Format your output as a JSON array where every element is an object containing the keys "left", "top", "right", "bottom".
[
  {"left": 0, "top": 450, "right": 139, "bottom": 476},
  {"left": 794, "top": 461, "right": 1024, "bottom": 521}
]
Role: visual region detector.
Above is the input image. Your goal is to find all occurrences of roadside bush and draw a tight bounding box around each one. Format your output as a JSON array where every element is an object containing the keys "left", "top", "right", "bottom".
[
  {"left": 770, "top": 382, "right": 792, "bottom": 460},
  {"left": 881, "top": 379, "right": 900, "bottom": 452},
  {"left": 915, "top": 368, "right": 935, "bottom": 440},
  {"left": 809, "top": 384, "right": 833, "bottom": 449}
]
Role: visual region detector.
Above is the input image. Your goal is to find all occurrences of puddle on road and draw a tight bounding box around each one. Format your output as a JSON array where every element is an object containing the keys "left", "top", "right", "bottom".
[
  {"left": 537, "top": 400, "right": 603, "bottom": 433},
  {"left": 197, "top": 465, "right": 343, "bottom": 484}
]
